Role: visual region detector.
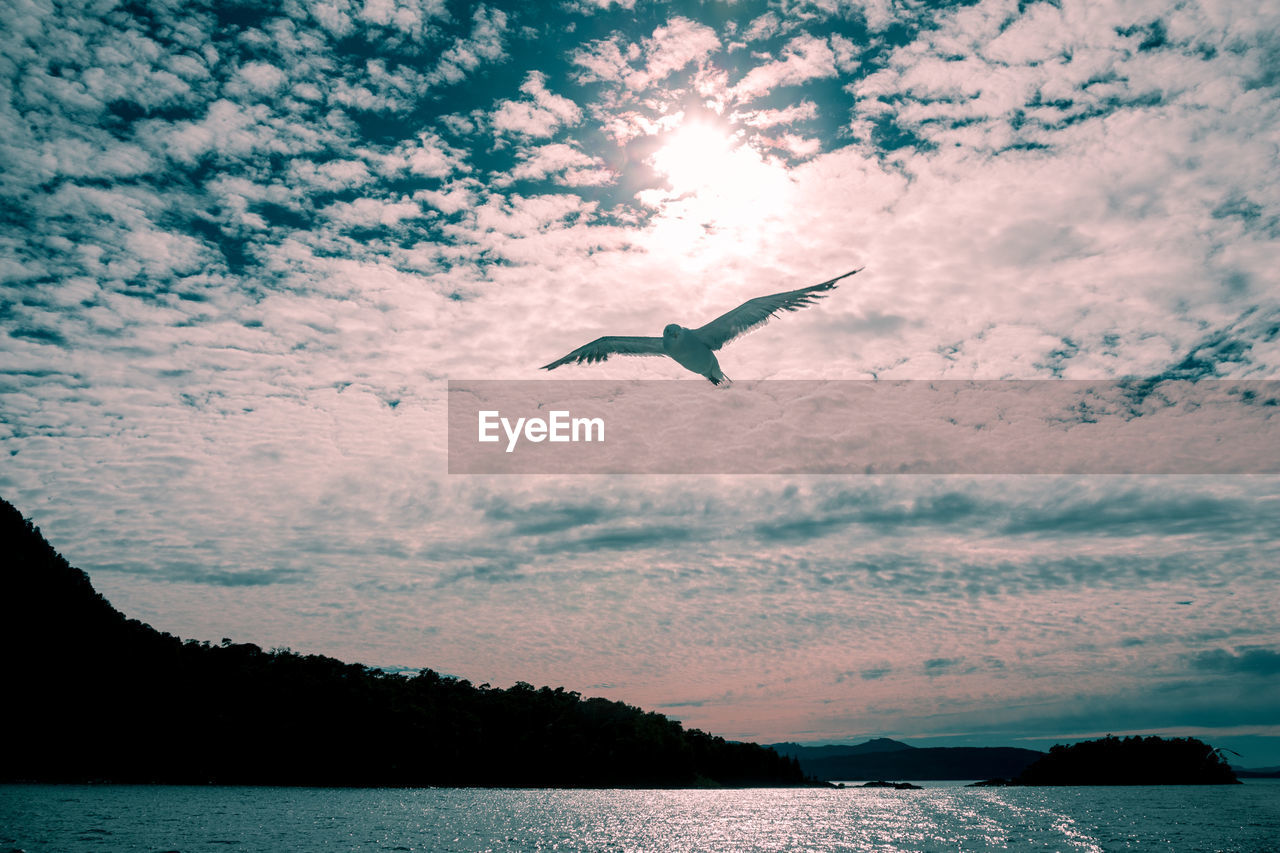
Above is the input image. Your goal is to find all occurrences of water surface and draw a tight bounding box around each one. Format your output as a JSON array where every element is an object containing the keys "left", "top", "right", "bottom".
[{"left": 2, "top": 781, "right": 1277, "bottom": 852}]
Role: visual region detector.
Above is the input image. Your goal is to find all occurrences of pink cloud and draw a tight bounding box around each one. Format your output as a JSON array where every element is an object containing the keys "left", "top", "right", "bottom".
[
  {"left": 572, "top": 17, "right": 719, "bottom": 92},
  {"left": 731, "top": 33, "right": 838, "bottom": 101},
  {"left": 492, "top": 72, "right": 583, "bottom": 138}
]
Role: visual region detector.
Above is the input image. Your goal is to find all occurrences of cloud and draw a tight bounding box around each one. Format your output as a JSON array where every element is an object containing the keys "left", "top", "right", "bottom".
[
  {"left": 230, "top": 61, "right": 289, "bottom": 97},
  {"left": 425, "top": 5, "right": 508, "bottom": 87},
  {"left": 37, "top": 138, "right": 155, "bottom": 181},
  {"left": 830, "top": 33, "right": 859, "bottom": 73},
  {"left": 567, "top": 524, "right": 697, "bottom": 553},
  {"left": 850, "top": 0, "right": 1280, "bottom": 163},
  {"left": 633, "top": 17, "right": 720, "bottom": 90},
  {"left": 483, "top": 499, "right": 612, "bottom": 536},
  {"left": 491, "top": 72, "right": 583, "bottom": 138},
  {"left": 289, "top": 157, "right": 375, "bottom": 191},
  {"left": 923, "top": 657, "right": 965, "bottom": 675},
  {"left": 731, "top": 33, "right": 839, "bottom": 101},
  {"left": 571, "top": 16, "right": 719, "bottom": 91},
  {"left": 761, "top": 132, "right": 823, "bottom": 159},
  {"left": 170, "top": 566, "right": 308, "bottom": 587},
  {"left": 356, "top": 0, "right": 449, "bottom": 38},
  {"left": 372, "top": 132, "right": 469, "bottom": 178},
  {"left": 732, "top": 100, "right": 820, "bottom": 128},
  {"left": 502, "top": 143, "right": 613, "bottom": 186},
  {"left": 1000, "top": 492, "right": 1256, "bottom": 538},
  {"left": 321, "top": 195, "right": 424, "bottom": 227},
  {"left": 92, "top": 556, "right": 309, "bottom": 588},
  {"left": 591, "top": 107, "right": 684, "bottom": 145},
  {"left": 161, "top": 100, "right": 328, "bottom": 165},
  {"left": 330, "top": 59, "right": 433, "bottom": 112},
  {"left": 414, "top": 181, "right": 478, "bottom": 215},
  {"left": 1191, "top": 647, "right": 1280, "bottom": 677},
  {"left": 742, "top": 12, "right": 782, "bottom": 44},
  {"left": 568, "top": 38, "right": 631, "bottom": 85},
  {"left": 567, "top": 0, "right": 635, "bottom": 11}
]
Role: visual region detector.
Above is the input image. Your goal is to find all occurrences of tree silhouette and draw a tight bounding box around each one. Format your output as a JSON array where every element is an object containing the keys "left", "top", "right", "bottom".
[
  {"left": 0, "top": 496, "right": 807, "bottom": 788},
  {"left": 1014, "top": 735, "right": 1240, "bottom": 785}
]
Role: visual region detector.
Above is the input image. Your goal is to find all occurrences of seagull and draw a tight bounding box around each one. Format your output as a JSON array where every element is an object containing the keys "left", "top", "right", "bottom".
[{"left": 541, "top": 268, "right": 862, "bottom": 384}]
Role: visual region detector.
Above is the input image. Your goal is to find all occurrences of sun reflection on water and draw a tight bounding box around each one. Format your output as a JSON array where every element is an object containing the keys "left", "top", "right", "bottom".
[{"left": 5, "top": 783, "right": 1273, "bottom": 851}]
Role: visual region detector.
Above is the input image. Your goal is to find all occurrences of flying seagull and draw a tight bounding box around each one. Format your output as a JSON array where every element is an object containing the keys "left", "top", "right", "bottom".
[{"left": 541, "top": 268, "right": 862, "bottom": 384}]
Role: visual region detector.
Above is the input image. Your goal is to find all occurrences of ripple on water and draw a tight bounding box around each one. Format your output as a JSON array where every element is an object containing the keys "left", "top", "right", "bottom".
[{"left": 0, "top": 782, "right": 1277, "bottom": 852}]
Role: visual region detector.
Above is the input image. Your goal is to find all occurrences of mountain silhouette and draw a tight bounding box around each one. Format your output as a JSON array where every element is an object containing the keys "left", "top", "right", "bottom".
[
  {"left": 769, "top": 737, "right": 915, "bottom": 764},
  {"left": 772, "top": 741, "right": 1044, "bottom": 781},
  {"left": 0, "top": 496, "right": 804, "bottom": 787}
]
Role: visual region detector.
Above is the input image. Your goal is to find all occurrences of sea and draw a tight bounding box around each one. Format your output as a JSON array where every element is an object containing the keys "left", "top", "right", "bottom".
[{"left": 2, "top": 780, "right": 1277, "bottom": 852}]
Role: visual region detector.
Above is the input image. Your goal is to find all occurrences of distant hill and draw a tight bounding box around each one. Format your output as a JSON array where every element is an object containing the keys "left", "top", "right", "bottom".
[
  {"left": 784, "top": 735, "right": 1248, "bottom": 784},
  {"left": 797, "top": 745, "right": 1045, "bottom": 781},
  {"left": 769, "top": 738, "right": 915, "bottom": 764},
  {"left": 1232, "top": 765, "right": 1280, "bottom": 778},
  {"left": 1012, "top": 736, "right": 1239, "bottom": 785},
  {"left": 0, "top": 496, "right": 804, "bottom": 788},
  {"left": 769, "top": 739, "right": 1042, "bottom": 781}
]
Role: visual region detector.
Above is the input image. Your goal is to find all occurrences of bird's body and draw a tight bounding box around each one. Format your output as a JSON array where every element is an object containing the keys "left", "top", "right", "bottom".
[
  {"left": 662, "top": 324, "right": 726, "bottom": 384},
  {"left": 541, "top": 268, "right": 861, "bottom": 384}
]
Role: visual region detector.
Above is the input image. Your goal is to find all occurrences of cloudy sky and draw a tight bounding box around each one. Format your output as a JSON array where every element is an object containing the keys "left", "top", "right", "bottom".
[{"left": 3, "top": 0, "right": 1280, "bottom": 763}]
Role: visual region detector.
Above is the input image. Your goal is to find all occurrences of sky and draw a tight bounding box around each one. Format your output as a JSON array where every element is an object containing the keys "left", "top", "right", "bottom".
[{"left": 3, "top": 0, "right": 1280, "bottom": 764}]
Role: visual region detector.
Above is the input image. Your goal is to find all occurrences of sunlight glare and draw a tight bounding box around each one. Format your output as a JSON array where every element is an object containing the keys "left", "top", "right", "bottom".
[
  {"left": 646, "top": 121, "right": 793, "bottom": 255},
  {"left": 651, "top": 123, "right": 738, "bottom": 196}
]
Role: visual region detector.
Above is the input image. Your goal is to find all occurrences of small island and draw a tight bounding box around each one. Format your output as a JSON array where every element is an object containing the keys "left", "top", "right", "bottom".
[
  {"left": 970, "top": 735, "right": 1241, "bottom": 786},
  {"left": 858, "top": 780, "right": 923, "bottom": 790}
]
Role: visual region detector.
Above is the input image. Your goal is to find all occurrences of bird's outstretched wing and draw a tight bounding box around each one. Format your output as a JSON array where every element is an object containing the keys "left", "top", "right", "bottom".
[
  {"left": 693, "top": 268, "right": 863, "bottom": 351},
  {"left": 541, "top": 335, "right": 665, "bottom": 370}
]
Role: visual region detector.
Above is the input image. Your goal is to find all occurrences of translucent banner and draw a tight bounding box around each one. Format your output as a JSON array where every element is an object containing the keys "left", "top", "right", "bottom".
[{"left": 447, "top": 380, "right": 1280, "bottom": 474}]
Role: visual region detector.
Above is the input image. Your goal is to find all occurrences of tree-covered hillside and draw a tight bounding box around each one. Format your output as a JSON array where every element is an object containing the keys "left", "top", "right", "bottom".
[
  {"left": 0, "top": 497, "right": 805, "bottom": 787},
  {"left": 1014, "top": 735, "right": 1240, "bottom": 785}
]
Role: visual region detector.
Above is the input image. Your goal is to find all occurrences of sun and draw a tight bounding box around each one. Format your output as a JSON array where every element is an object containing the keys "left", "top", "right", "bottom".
[
  {"left": 651, "top": 122, "right": 739, "bottom": 196},
  {"left": 646, "top": 120, "right": 793, "bottom": 243}
]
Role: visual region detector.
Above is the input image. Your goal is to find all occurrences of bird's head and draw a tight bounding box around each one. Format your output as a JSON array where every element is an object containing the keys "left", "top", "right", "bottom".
[{"left": 663, "top": 323, "right": 683, "bottom": 341}]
